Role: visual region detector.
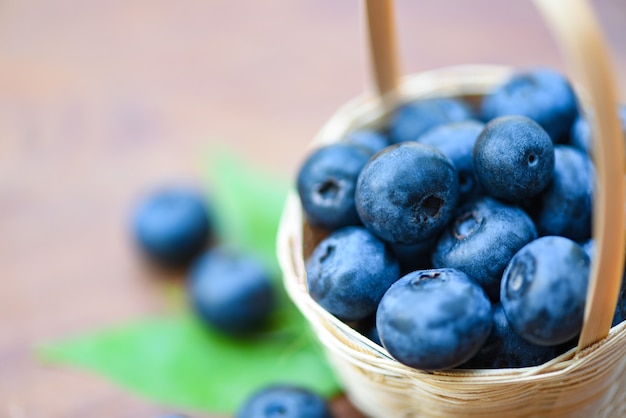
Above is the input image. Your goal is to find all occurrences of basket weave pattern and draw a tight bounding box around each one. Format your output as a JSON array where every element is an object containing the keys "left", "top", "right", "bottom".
[{"left": 277, "top": 66, "right": 626, "bottom": 418}]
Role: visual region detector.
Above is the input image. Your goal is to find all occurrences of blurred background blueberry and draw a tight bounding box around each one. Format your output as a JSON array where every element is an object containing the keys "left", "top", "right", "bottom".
[
  {"left": 236, "top": 385, "right": 333, "bottom": 418},
  {"left": 132, "top": 185, "right": 212, "bottom": 268},
  {"left": 188, "top": 246, "right": 275, "bottom": 336}
]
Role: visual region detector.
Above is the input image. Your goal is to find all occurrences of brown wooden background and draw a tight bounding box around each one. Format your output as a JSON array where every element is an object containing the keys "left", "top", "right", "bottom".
[{"left": 1, "top": 1, "right": 624, "bottom": 417}]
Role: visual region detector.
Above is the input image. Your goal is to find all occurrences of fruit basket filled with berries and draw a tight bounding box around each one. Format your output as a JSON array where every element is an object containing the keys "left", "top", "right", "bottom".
[{"left": 277, "top": 0, "right": 626, "bottom": 417}]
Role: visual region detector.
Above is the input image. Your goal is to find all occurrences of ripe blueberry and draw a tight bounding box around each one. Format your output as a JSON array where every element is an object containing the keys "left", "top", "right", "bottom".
[
  {"left": 131, "top": 185, "right": 211, "bottom": 267},
  {"left": 236, "top": 385, "right": 333, "bottom": 418},
  {"left": 417, "top": 120, "right": 485, "bottom": 203},
  {"left": 501, "top": 236, "right": 590, "bottom": 346},
  {"left": 188, "top": 247, "right": 275, "bottom": 336},
  {"left": 570, "top": 104, "right": 626, "bottom": 156},
  {"left": 376, "top": 268, "right": 492, "bottom": 371},
  {"left": 481, "top": 68, "right": 579, "bottom": 143},
  {"left": 529, "top": 145, "right": 594, "bottom": 241},
  {"left": 473, "top": 115, "right": 554, "bottom": 203},
  {"left": 432, "top": 196, "right": 537, "bottom": 301},
  {"left": 458, "top": 303, "right": 558, "bottom": 369},
  {"left": 306, "top": 226, "right": 400, "bottom": 322},
  {"left": 387, "top": 97, "right": 474, "bottom": 143},
  {"left": 355, "top": 142, "right": 459, "bottom": 244},
  {"left": 297, "top": 143, "right": 372, "bottom": 231},
  {"left": 343, "top": 129, "right": 390, "bottom": 154}
]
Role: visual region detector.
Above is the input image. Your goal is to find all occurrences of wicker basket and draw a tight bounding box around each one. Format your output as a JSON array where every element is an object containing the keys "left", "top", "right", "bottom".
[{"left": 277, "top": 2, "right": 626, "bottom": 417}]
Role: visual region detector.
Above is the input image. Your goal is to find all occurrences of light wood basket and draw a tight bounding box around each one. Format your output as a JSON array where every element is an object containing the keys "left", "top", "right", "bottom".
[{"left": 277, "top": 2, "right": 626, "bottom": 417}]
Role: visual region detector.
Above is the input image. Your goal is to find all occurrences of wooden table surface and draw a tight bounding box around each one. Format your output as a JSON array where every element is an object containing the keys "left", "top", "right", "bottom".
[{"left": 1, "top": 1, "right": 624, "bottom": 417}]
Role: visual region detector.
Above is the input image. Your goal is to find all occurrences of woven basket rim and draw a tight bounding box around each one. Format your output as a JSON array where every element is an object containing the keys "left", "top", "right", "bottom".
[{"left": 278, "top": 64, "right": 626, "bottom": 378}]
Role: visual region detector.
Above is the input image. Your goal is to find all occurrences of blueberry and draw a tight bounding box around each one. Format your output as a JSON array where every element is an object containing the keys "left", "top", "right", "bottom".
[
  {"left": 297, "top": 143, "right": 372, "bottom": 231},
  {"left": 570, "top": 104, "right": 626, "bottom": 155},
  {"left": 481, "top": 68, "right": 579, "bottom": 143},
  {"left": 376, "top": 268, "right": 492, "bottom": 370},
  {"left": 473, "top": 116, "right": 554, "bottom": 202},
  {"left": 236, "top": 385, "right": 333, "bottom": 418},
  {"left": 458, "top": 303, "right": 558, "bottom": 369},
  {"left": 131, "top": 185, "right": 212, "bottom": 267},
  {"left": 389, "top": 237, "right": 436, "bottom": 275},
  {"left": 387, "top": 97, "right": 474, "bottom": 143},
  {"left": 188, "top": 247, "right": 275, "bottom": 335},
  {"left": 501, "top": 236, "right": 590, "bottom": 346},
  {"left": 355, "top": 142, "right": 459, "bottom": 244},
  {"left": 417, "top": 120, "right": 485, "bottom": 203},
  {"left": 306, "top": 226, "right": 400, "bottom": 321},
  {"left": 356, "top": 314, "right": 382, "bottom": 346},
  {"left": 528, "top": 145, "right": 594, "bottom": 241},
  {"left": 432, "top": 197, "right": 537, "bottom": 301},
  {"left": 343, "top": 129, "right": 390, "bottom": 154}
]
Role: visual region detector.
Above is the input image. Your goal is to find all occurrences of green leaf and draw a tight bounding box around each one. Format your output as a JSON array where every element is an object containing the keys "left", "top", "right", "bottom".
[
  {"left": 39, "top": 312, "right": 340, "bottom": 414},
  {"left": 204, "top": 146, "right": 291, "bottom": 277}
]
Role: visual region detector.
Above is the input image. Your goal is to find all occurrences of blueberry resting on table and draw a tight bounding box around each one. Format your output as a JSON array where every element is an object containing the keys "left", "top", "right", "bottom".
[
  {"left": 188, "top": 247, "right": 275, "bottom": 336},
  {"left": 236, "top": 385, "right": 334, "bottom": 418},
  {"left": 131, "top": 185, "right": 212, "bottom": 268}
]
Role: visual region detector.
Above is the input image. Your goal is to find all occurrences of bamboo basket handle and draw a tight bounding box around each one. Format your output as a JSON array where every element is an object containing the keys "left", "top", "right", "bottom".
[{"left": 364, "top": 0, "right": 625, "bottom": 352}]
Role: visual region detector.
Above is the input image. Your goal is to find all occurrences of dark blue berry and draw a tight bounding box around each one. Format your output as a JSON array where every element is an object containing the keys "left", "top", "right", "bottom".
[
  {"left": 417, "top": 120, "right": 485, "bottom": 203},
  {"left": 297, "top": 143, "right": 372, "bottom": 231},
  {"left": 236, "top": 385, "right": 333, "bottom": 418},
  {"left": 481, "top": 68, "right": 579, "bottom": 143},
  {"left": 570, "top": 104, "right": 626, "bottom": 156},
  {"left": 376, "top": 268, "right": 492, "bottom": 370},
  {"left": 529, "top": 145, "right": 594, "bottom": 241},
  {"left": 389, "top": 237, "right": 436, "bottom": 275},
  {"left": 501, "top": 236, "right": 590, "bottom": 346},
  {"left": 355, "top": 142, "right": 459, "bottom": 244},
  {"left": 387, "top": 97, "right": 474, "bottom": 143},
  {"left": 132, "top": 185, "right": 211, "bottom": 267},
  {"left": 432, "top": 196, "right": 537, "bottom": 301},
  {"left": 343, "top": 129, "right": 390, "bottom": 154},
  {"left": 473, "top": 115, "right": 554, "bottom": 202},
  {"left": 189, "top": 247, "right": 275, "bottom": 335},
  {"left": 305, "top": 226, "right": 400, "bottom": 322},
  {"left": 458, "top": 303, "right": 558, "bottom": 369}
]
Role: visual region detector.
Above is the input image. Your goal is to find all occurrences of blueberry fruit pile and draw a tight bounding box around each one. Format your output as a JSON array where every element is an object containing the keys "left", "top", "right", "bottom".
[{"left": 297, "top": 67, "right": 626, "bottom": 371}]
